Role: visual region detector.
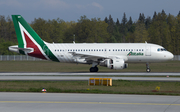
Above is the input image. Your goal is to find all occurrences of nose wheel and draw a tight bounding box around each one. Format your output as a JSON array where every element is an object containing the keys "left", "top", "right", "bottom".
[
  {"left": 146, "top": 68, "right": 151, "bottom": 72},
  {"left": 146, "top": 63, "right": 151, "bottom": 72}
]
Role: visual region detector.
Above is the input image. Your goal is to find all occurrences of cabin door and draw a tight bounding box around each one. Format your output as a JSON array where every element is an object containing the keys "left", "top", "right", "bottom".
[{"left": 145, "top": 45, "right": 151, "bottom": 56}]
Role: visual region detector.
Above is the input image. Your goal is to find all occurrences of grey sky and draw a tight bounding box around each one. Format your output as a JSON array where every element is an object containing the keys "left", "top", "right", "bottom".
[{"left": 0, "top": 0, "right": 179, "bottom": 23}]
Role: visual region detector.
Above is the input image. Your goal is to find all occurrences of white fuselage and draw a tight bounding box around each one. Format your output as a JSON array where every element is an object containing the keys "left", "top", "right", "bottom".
[{"left": 46, "top": 43, "right": 173, "bottom": 63}]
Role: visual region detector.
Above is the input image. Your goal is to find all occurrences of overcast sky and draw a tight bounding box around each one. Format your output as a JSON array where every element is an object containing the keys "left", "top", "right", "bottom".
[{"left": 0, "top": 0, "right": 180, "bottom": 23}]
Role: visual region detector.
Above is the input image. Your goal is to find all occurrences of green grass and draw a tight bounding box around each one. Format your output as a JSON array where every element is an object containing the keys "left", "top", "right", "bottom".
[
  {"left": 0, "top": 60, "right": 179, "bottom": 72},
  {"left": 0, "top": 80, "right": 180, "bottom": 95},
  {"left": 0, "top": 61, "right": 179, "bottom": 95}
]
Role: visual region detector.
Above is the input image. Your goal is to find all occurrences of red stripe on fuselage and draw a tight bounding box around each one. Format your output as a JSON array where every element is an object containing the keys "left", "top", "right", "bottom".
[{"left": 24, "top": 32, "right": 47, "bottom": 60}]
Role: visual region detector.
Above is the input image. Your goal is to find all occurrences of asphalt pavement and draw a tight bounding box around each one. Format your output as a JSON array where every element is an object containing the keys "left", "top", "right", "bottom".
[{"left": 0, "top": 92, "right": 180, "bottom": 112}]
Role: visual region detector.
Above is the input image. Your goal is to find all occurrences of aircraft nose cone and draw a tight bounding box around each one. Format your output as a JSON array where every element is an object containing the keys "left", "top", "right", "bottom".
[
  {"left": 168, "top": 52, "right": 174, "bottom": 60},
  {"left": 170, "top": 53, "right": 174, "bottom": 59}
]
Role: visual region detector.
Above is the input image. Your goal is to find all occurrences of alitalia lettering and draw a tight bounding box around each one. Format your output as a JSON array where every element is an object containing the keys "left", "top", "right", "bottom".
[{"left": 127, "top": 52, "right": 144, "bottom": 56}]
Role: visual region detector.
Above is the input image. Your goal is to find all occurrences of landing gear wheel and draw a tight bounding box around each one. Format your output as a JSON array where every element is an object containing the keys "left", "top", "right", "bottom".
[
  {"left": 94, "top": 66, "right": 98, "bottom": 72},
  {"left": 90, "top": 67, "right": 98, "bottom": 72},
  {"left": 146, "top": 68, "right": 151, "bottom": 72},
  {"left": 146, "top": 62, "right": 151, "bottom": 73}
]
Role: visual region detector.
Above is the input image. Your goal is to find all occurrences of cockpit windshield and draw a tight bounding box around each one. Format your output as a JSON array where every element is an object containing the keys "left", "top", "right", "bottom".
[{"left": 157, "top": 48, "right": 167, "bottom": 51}]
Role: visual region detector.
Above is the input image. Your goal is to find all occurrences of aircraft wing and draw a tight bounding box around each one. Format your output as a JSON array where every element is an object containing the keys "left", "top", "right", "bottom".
[
  {"left": 69, "top": 52, "right": 128, "bottom": 62},
  {"left": 69, "top": 52, "right": 107, "bottom": 61}
]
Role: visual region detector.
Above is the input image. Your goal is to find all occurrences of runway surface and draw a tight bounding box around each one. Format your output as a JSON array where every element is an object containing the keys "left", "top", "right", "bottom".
[
  {"left": 0, "top": 76, "right": 180, "bottom": 81},
  {"left": 0, "top": 72, "right": 180, "bottom": 81},
  {"left": 0, "top": 92, "right": 180, "bottom": 112},
  {"left": 0, "top": 72, "right": 180, "bottom": 76}
]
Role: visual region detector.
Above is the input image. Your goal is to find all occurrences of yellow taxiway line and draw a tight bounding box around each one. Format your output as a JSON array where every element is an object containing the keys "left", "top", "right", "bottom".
[{"left": 0, "top": 101, "right": 180, "bottom": 106}]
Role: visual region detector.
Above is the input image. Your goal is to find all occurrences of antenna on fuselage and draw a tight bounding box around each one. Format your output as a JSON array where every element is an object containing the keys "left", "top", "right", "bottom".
[{"left": 73, "top": 34, "right": 75, "bottom": 44}]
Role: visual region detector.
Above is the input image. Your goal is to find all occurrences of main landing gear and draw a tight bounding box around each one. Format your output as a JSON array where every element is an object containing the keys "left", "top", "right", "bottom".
[
  {"left": 90, "top": 62, "right": 99, "bottom": 72},
  {"left": 146, "top": 63, "right": 151, "bottom": 72},
  {"left": 90, "top": 66, "right": 99, "bottom": 72}
]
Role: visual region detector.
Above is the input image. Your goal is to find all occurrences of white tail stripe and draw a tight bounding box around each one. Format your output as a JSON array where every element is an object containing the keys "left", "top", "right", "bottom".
[{"left": 18, "top": 22, "right": 50, "bottom": 60}]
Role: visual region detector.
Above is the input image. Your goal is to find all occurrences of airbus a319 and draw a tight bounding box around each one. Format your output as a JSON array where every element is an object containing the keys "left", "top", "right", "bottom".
[{"left": 9, "top": 15, "right": 174, "bottom": 72}]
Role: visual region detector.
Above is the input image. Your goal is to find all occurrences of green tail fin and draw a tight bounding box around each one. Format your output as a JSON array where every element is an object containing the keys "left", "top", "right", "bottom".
[{"left": 12, "top": 15, "right": 44, "bottom": 48}]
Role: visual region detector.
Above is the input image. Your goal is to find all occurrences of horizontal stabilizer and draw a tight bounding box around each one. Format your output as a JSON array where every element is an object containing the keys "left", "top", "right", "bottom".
[{"left": 8, "top": 45, "right": 34, "bottom": 53}]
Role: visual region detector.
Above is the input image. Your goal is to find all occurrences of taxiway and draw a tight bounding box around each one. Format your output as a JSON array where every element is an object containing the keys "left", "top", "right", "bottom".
[
  {"left": 0, "top": 72, "right": 180, "bottom": 76},
  {"left": 0, "top": 72, "right": 180, "bottom": 81},
  {"left": 0, "top": 92, "right": 180, "bottom": 112}
]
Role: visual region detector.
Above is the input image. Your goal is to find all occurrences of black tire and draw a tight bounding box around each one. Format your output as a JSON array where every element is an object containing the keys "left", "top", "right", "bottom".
[
  {"left": 146, "top": 68, "right": 151, "bottom": 72},
  {"left": 94, "top": 66, "right": 98, "bottom": 72},
  {"left": 90, "top": 67, "right": 94, "bottom": 72},
  {"left": 90, "top": 67, "right": 98, "bottom": 72}
]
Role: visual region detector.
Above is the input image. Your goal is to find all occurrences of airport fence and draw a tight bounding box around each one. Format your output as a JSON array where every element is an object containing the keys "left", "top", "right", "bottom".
[
  {"left": 0, "top": 55, "right": 43, "bottom": 61},
  {"left": 0, "top": 55, "right": 180, "bottom": 61}
]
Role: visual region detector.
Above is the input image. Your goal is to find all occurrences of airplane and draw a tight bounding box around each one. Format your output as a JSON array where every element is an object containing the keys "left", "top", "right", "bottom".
[{"left": 9, "top": 15, "right": 174, "bottom": 72}]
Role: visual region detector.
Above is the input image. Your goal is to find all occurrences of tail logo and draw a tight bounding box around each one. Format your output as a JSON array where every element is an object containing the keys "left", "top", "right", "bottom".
[
  {"left": 43, "top": 45, "right": 49, "bottom": 56},
  {"left": 19, "top": 22, "right": 49, "bottom": 60}
]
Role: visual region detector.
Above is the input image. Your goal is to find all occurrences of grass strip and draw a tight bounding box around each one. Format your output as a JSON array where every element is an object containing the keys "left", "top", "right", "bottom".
[
  {"left": 0, "top": 61, "right": 179, "bottom": 72},
  {"left": 0, "top": 80, "right": 180, "bottom": 95}
]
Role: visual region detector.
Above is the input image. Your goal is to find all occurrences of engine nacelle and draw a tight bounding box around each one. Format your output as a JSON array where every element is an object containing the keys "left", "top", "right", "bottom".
[{"left": 100, "top": 59, "right": 128, "bottom": 70}]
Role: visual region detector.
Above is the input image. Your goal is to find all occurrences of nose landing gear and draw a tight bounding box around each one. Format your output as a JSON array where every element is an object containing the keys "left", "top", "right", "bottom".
[{"left": 146, "top": 63, "right": 151, "bottom": 72}]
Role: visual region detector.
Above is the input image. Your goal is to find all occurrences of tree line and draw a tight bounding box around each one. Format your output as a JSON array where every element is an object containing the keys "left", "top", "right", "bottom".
[{"left": 0, "top": 10, "right": 180, "bottom": 55}]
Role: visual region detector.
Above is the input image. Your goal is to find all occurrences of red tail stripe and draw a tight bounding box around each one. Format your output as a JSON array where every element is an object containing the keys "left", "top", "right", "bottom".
[{"left": 24, "top": 32, "right": 47, "bottom": 60}]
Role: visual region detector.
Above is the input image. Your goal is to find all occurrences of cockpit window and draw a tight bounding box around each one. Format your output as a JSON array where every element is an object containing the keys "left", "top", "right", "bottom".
[{"left": 157, "top": 48, "right": 167, "bottom": 51}]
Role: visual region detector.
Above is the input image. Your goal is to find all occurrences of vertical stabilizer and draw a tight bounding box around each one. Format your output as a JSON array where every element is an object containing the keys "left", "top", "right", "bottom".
[
  {"left": 12, "top": 15, "right": 44, "bottom": 48},
  {"left": 11, "top": 15, "right": 59, "bottom": 61}
]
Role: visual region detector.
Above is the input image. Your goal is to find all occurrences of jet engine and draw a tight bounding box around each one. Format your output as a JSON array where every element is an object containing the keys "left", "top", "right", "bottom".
[{"left": 100, "top": 58, "right": 128, "bottom": 70}]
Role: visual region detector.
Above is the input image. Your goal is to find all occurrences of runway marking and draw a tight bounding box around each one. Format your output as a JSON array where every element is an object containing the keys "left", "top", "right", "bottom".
[{"left": 0, "top": 101, "right": 180, "bottom": 106}]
